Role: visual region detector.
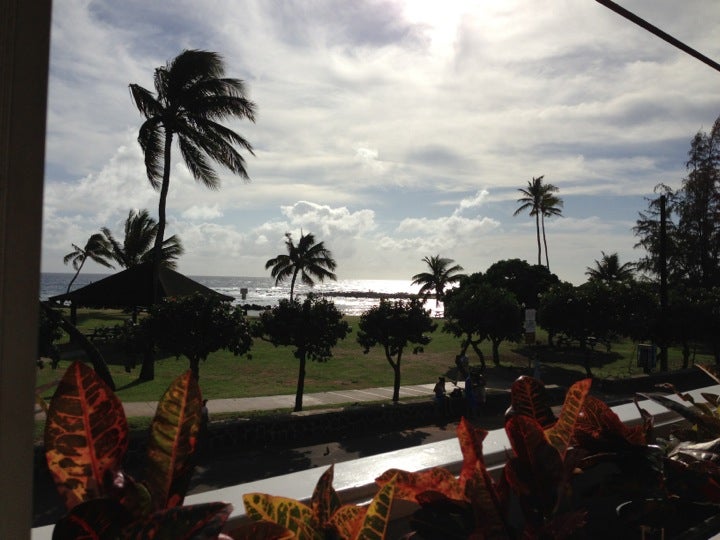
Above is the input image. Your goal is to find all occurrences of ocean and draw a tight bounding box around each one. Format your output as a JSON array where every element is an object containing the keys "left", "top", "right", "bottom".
[{"left": 40, "top": 273, "right": 431, "bottom": 316}]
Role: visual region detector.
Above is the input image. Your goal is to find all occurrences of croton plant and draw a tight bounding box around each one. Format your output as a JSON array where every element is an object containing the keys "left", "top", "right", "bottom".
[{"left": 44, "top": 361, "right": 720, "bottom": 539}]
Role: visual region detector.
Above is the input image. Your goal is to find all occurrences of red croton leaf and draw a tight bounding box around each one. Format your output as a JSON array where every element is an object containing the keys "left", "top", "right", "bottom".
[
  {"left": 544, "top": 378, "right": 591, "bottom": 458},
  {"left": 127, "top": 501, "right": 232, "bottom": 539},
  {"left": 311, "top": 465, "right": 342, "bottom": 526},
  {"left": 510, "top": 376, "right": 556, "bottom": 427},
  {"left": 144, "top": 370, "right": 202, "bottom": 510},
  {"left": 52, "top": 498, "right": 129, "bottom": 540},
  {"left": 224, "top": 520, "right": 295, "bottom": 539},
  {"left": 376, "top": 467, "right": 464, "bottom": 504},
  {"left": 575, "top": 395, "right": 648, "bottom": 448},
  {"left": 45, "top": 361, "right": 129, "bottom": 510}
]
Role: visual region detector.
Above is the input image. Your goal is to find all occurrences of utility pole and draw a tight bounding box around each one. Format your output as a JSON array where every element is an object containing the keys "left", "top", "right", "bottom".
[{"left": 659, "top": 195, "right": 668, "bottom": 371}]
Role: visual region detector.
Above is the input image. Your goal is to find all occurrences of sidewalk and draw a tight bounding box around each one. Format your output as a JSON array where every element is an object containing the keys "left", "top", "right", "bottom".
[{"left": 121, "top": 381, "right": 498, "bottom": 418}]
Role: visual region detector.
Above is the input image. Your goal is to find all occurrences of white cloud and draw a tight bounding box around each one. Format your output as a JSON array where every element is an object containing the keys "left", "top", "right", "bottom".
[{"left": 182, "top": 205, "right": 224, "bottom": 220}]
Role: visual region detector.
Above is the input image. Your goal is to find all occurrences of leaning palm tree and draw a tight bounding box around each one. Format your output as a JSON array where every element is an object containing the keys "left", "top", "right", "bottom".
[
  {"left": 62, "top": 233, "right": 114, "bottom": 294},
  {"left": 129, "top": 49, "right": 256, "bottom": 300},
  {"left": 585, "top": 251, "right": 636, "bottom": 283},
  {"left": 265, "top": 232, "right": 337, "bottom": 301},
  {"left": 539, "top": 189, "right": 563, "bottom": 270},
  {"left": 411, "top": 255, "right": 465, "bottom": 306},
  {"left": 102, "top": 209, "right": 184, "bottom": 269}
]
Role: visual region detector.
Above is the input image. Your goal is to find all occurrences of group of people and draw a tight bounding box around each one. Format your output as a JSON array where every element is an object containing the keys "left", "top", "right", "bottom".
[{"left": 433, "top": 354, "right": 486, "bottom": 418}]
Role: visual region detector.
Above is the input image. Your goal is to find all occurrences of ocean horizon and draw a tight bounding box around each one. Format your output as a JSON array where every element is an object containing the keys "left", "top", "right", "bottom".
[{"left": 40, "top": 272, "right": 431, "bottom": 316}]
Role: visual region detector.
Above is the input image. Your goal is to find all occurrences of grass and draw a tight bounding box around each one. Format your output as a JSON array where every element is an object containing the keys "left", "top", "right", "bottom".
[{"left": 36, "top": 308, "right": 716, "bottom": 406}]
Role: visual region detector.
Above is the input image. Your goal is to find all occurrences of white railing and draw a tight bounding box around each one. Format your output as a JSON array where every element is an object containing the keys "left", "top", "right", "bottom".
[{"left": 31, "top": 384, "right": 719, "bottom": 539}]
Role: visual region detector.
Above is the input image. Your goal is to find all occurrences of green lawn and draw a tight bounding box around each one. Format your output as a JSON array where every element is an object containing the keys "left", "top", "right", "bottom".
[{"left": 36, "top": 308, "right": 715, "bottom": 405}]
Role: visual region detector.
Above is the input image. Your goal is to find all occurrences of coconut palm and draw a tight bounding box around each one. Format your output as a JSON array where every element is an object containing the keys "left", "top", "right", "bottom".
[
  {"left": 62, "top": 233, "right": 114, "bottom": 294},
  {"left": 265, "top": 232, "right": 337, "bottom": 301},
  {"left": 102, "top": 209, "right": 184, "bottom": 269},
  {"left": 585, "top": 251, "right": 636, "bottom": 283},
  {"left": 411, "top": 255, "right": 465, "bottom": 306},
  {"left": 513, "top": 175, "right": 562, "bottom": 268},
  {"left": 129, "top": 49, "right": 256, "bottom": 298},
  {"left": 539, "top": 189, "right": 563, "bottom": 270}
]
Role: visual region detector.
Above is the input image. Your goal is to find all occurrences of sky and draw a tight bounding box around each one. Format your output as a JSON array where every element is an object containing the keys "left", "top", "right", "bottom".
[{"left": 42, "top": 0, "right": 720, "bottom": 284}]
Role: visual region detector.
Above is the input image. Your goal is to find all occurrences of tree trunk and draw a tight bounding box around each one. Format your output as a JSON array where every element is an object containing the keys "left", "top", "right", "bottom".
[
  {"left": 190, "top": 356, "right": 200, "bottom": 381},
  {"left": 290, "top": 270, "right": 298, "bottom": 302},
  {"left": 491, "top": 339, "right": 501, "bottom": 366},
  {"left": 535, "top": 212, "right": 542, "bottom": 266},
  {"left": 468, "top": 339, "right": 486, "bottom": 371},
  {"left": 139, "top": 346, "right": 154, "bottom": 381},
  {"left": 386, "top": 346, "right": 401, "bottom": 402},
  {"left": 681, "top": 341, "right": 690, "bottom": 370},
  {"left": 40, "top": 302, "right": 115, "bottom": 390},
  {"left": 65, "top": 258, "right": 85, "bottom": 294},
  {"left": 294, "top": 351, "right": 306, "bottom": 412},
  {"left": 541, "top": 214, "right": 550, "bottom": 270},
  {"left": 153, "top": 131, "right": 173, "bottom": 304}
]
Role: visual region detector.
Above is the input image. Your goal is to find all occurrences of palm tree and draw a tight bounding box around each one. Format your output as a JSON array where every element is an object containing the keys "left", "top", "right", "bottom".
[
  {"left": 513, "top": 175, "right": 562, "bottom": 269},
  {"left": 585, "top": 251, "right": 636, "bottom": 283},
  {"left": 62, "top": 233, "right": 114, "bottom": 294},
  {"left": 265, "top": 232, "right": 338, "bottom": 301},
  {"left": 411, "top": 255, "right": 465, "bottom": 306},
  {"left": 539, "top": 189, "right": 563, "bottom": 270},
  {"left": 102, "top": 209, "right": 183, "bottom": 269},
  {"left": 129, "top": 49, "right": 256, "bottom": 299}
]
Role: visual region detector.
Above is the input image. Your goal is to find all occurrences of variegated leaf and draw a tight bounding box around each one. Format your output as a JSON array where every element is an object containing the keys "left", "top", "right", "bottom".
[
  {"left": 52, "top": 498, "right": 128, "bottom": 540},
  {"left": 457, "top": 417, "right": 488, "bottom": 487},
  {"left": 376, "top": 467, "right": 464, "bottom": 503},
  {"left": 144, "top": 370, "right": 202, "bottom": 510},
  {"left": 510, "top": 376, "right": 556, "bottom": 427},
  {"left": 128, "top": 501, "right": 232, "bottom": 539},
  {"left": 224, "top": 520, "right": 296, "bottom": 540},
  {"left": 45, "top": 361, "right": 128, "bottom": 510},
  {"left": 328, "top": 505, "right": 367, "bottom": 540},
  {"left": 640, "top": 392, "right": 720, "bottom": 437},
  {"left": 545, "top": 378, "right": 591, "bottom": 458},
  {"left": 353, "top": 476, "right": 396, "bottom": 540},
  {"left": 311, "top": 465, "right": 341, "bottom": 526},
  {"left": 243, "top": 493, "right": 319, "bottom": 539},
  {"left": 464, "top": 465, "right": 509, "bottom": 539}
]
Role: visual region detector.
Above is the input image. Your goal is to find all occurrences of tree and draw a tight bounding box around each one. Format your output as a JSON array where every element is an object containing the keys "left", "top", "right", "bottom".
[
  {"left": 357, "top": 299, "right": 436, "bottom": 402},
  {"left": 130, "top": 49, "right": 256, "bottom": 300},
  {"left": 62, "top": 233, "right": 114, "bottom": 294},
  {"left": 411, "top": 255, "right": 465, "bottom": 307},
  {"left": 143, "top": 293, "right": 252, "bottom": 380},
  {"left": 265, "top": 231, "right": 337, "bottom": 301},
  {"left": 444, "top": 277, "right": 523, "bottom": 367},
  {"left": 585, "top": 252, "right": 636, "bottom": 283},
  {"left": 513, "top": 176, "right": 562, "bottom": 268},
  {"left": 102, "top": 209, "right": 184, "bottom": 269},
  {"left": 255, "top": 296, "right": 350, "bottom": 412},
  {"left": 483, "top": 258, "right": 558, "bottom": 309}
]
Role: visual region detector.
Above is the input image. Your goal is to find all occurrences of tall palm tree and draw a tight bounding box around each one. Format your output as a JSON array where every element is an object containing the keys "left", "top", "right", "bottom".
[
  {"left": 539, "top": 189, "right": 563, "bottom": 270},
  {"left": 129, "top": 49, "right": 256, "bottom": 299},
  {"left": 585, "top": 251, "right": 636, "bottom": 283},
  {"left": 411, "top": 255, "right": 465, "bottom": 306},
  {"left": 265, "top": 232, "right": 338, "bottom": 301},
  {"left": 102, "top": 209, "right": 184, "bottom": 269},
  {"left": 513, "top": 175, "right": 562, "bottom": 269},
  {"left": 62, "top": 233, "right": 114, "bottom": 294}
]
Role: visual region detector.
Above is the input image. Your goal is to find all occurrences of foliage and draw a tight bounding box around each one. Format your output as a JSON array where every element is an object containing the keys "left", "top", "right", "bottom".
[
  {"left": 255, "top": 295, "right": 350, "bottom": 411},
  {"left": 513, "top": 175, "right": 563, "bottom": 269},
  {"left": 443, "top": 276, "right": 523, "bottom": 367},
  {"left": 143, "top": 293, "right": 252, "bottom": 379},
  {"left": 585, "top": 251, "right": 636, "bottom": 283},
  {"left": 130, "top": 49, "right": 256, "bottom": 278},
  {"left": 102, "top": 208, "right": 184, "bottom": 269},
  {"left": 357, "top": 298, "right": 436, "bottom": 402},
  {"left": 45, "top": 361, "right": 232, "bottom": 539},
  {"left": 62, "top": 232, "right": 114, "bottom": 294},
  {"left": 265, "top": 231, "right": 337, "bottom": 301},
  {"left": 37, "top": 304, "right": 63, "bottom": 368},
  {"left": 482, "top": 259, "right": 559, "bottom": 309},
  {"left": 242, "top": 465, "right": 396, "bottom": 540},
  {"left": 411, "top": 254, "right": 466, "bottom": 306}
]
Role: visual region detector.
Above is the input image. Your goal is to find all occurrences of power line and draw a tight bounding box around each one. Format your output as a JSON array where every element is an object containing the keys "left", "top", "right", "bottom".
[{"left": 595, "top": 0, "right": 720, "bottom": 73}]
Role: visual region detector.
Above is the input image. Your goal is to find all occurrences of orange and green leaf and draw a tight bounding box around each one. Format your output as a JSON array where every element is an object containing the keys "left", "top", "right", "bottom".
[
  {"left": 128, "top": 501, "right": 232, "bottom": 539},
  {"left": 144, "top": 369, "right": 202, "bottom": 510},
  {"left": 243, "top": 493, "right": 318, "bottom": 539},
  {"left": 545, "top": 378, "right": 591, "bottom": 458},
  {"left": 510, "top": 376, "right": 556, "bottom": 427},
  {"left": 44, "top": 361, "right": 128, "bottom": 510},
  {"left": 376, "top": 467, "right": 464, "bottom": 503},
  {"left": 351, "top": 476, "right": 396, "bottom": 540},
  {"left": 225, "top": 520, "right": 296, "bottom": 539},
  {"left": 310, "top": 465, "right": 341, "bottom": 526},
  {"left": 457, "top": 417, "right": 488, "bottom": 485},
  {"left": 328, "top": 505, "right": 367, "bottom": 540}
]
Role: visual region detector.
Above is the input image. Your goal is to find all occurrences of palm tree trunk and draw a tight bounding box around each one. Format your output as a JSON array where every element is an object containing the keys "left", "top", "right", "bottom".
[
  {"left": 65, "top": 258, "right": 85, "bottom": 294},
  {"left": 541, "top": 214, "right": 550, "bottom": 270},
  {"left": 535, "top": 212, "right": 541, "bottom": 266},
  {"left": 153, "top": 131, "right": 173, "bottom": 304},
  {"left": 294, "top": 350, "right": 307, "bottom": 412},
  {"left": 289, "top": 269, "right": 299, "bottom": 301}
]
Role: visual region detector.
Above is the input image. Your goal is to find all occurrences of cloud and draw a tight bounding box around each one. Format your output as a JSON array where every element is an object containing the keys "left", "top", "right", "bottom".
[{"left": 182, "top": 205, "right": 224, "bottom": 220}]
